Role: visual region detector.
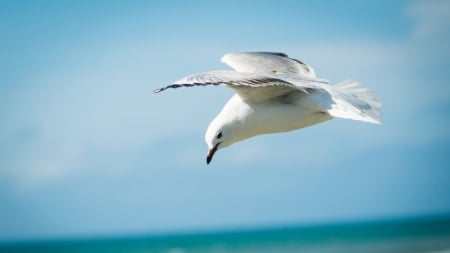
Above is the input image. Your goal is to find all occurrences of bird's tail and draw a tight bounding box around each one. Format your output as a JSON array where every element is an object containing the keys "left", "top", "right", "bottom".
[{"left": 327, "top": 80, "right": 382, "bottom": 124}]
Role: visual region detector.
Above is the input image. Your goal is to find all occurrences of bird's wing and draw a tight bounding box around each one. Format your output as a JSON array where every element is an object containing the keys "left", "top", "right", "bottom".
[
  {"left": 221, "top": 52, "right": 317, "bottom": 78},
  {"left": 154, "top": 70, "right": 327, "bottom": 103}
]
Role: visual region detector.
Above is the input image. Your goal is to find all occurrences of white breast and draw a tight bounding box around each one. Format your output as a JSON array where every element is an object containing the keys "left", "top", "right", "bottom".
[{"left": 223, "top": 93, "right": 332, "bottom": 143}]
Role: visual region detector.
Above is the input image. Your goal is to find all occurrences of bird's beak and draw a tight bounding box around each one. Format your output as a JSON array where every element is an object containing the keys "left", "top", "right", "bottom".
[{"left": 206, "top": 143, "right": 221, "bottom": 165}]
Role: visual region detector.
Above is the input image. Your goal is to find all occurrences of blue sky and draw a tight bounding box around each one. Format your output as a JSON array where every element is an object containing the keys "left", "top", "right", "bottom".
[{"left": 0, "top": 0, "right": 449, "bottom": 241}]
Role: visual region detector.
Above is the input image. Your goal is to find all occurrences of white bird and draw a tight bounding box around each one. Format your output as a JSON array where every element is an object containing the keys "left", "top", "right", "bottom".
[{"left": 154, "top": 52, "right": 381, "bottom": 164}]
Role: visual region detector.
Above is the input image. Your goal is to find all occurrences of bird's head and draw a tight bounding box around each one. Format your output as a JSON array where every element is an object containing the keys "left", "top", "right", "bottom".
[
  {"left": 204, "top": 95, "right": 255, "bottom": 164},
  {"left": 205, "top": 118, "right": 237, "bottom": 165}
]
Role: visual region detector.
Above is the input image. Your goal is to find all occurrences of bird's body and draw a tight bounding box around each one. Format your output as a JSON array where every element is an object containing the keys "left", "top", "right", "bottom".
[
  {"left": 210, "top": 93, "right": 332, "bottom": 147},
  {"left": 154, "top": 52, "right": 381, "bottom": 164}
]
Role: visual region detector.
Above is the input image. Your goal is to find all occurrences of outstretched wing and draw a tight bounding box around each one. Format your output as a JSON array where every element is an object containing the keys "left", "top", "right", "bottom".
[
  {"left": 221, "top": 52, "right": 316, "bottom": 78},
  {"left": 154, "top": 70, "right": 326, "bottom": 103}
]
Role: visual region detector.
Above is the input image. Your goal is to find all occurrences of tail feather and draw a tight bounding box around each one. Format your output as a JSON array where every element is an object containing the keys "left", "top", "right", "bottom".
[{"left": 327, "top": 80, "right": 382, "bottom": 124}]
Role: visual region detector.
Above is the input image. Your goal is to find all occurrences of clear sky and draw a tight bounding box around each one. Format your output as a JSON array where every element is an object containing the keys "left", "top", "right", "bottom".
[{"left": 0, "top": 0, "right": 449, "bottom": 241}]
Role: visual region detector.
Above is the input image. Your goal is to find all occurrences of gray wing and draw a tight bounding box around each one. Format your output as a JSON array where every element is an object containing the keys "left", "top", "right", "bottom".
[
  {"left": 221, "top": 52, "right": 316, "bottom": 78},
  {"left": 154, "top": 70, "right": 326, "bottom": 103}
]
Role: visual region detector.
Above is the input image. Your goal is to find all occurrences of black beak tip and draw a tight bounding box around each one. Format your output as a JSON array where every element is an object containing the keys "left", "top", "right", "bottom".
[{"left": 206, "top": 142, "right": 221, "bottom": 165}]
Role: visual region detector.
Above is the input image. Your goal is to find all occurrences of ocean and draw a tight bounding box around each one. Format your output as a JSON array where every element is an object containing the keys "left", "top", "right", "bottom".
[{"left": 1, "top": 216, "right": 450, "bottom": 253}]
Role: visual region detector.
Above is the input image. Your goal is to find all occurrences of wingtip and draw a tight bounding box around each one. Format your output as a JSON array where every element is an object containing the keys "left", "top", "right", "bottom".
[
  {"left": 153, "top": 88, "right": 164, "bottom": 93},
  {"left": 368, "top": 118, "right": 382, "bottom": 125}
]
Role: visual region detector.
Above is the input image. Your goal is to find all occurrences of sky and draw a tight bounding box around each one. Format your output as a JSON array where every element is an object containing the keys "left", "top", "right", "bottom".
[{"left": 0, "top": 0, "right": 449, "bottom": 241}]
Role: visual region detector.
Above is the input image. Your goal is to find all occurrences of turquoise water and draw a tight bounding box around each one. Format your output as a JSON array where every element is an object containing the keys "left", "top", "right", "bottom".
[{"left": 2, "top": 217, "right": 450, "bottom": 253}]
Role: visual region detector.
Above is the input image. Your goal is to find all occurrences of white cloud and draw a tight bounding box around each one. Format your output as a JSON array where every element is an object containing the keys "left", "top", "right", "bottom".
[{"left": 407, "top": 0, "right": 450, "bottom": 39}]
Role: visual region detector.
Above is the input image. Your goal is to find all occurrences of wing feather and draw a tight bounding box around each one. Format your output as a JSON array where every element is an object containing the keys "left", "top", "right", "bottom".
[
  {"left": 154, "top": 70, "right": 327, "bottom": 103},
  {"left": 221, "top": 52, "right": 316, "bottom": 78}
]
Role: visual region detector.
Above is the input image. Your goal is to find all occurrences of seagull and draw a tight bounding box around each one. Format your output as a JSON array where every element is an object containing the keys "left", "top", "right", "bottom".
[{"left": 154, "top": 52, "right": 381, "bottom": 164}]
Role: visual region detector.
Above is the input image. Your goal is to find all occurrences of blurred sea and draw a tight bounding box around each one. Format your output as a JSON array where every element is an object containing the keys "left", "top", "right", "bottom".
[{"left": 1, "top": 216, "right": 450, "bottom": 253}]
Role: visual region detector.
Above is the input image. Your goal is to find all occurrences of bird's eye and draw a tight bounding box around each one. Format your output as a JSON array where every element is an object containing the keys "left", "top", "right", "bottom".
[{"left": 217, "top": 132, "right": 222, "bottom": 139}]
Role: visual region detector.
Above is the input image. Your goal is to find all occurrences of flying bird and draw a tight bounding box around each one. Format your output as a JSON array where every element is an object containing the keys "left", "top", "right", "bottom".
[{"left": 154, "top": 52, "right": 381, "bottom": 164}]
